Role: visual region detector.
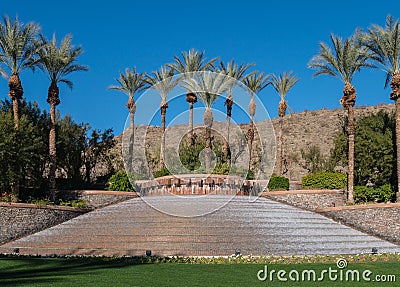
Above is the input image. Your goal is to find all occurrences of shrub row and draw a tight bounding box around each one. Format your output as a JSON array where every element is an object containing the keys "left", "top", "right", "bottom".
[
  {"left": 267, "top": 176, "right": 289, "bottom": 191},
  {"left": 302, "top": 172, "right": 347, "bottom": 189},
  {"left": 354, "top": 184, "right": 395, "bottom": 203}
]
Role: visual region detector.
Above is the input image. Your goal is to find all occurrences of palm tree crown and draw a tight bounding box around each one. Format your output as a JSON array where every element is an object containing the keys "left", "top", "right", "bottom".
[
  {"left": 363, "top": 15, "right": 400, "bottom": 87},
  {"left": 36, "top": 34, "right": 88, "bottom": 90},
  {"left": 109, "top": 67, "right": 148, "bottom": 100},
  {"left": 270, "top": 72, "right": 300, "bottom": 99},
  {"left": 168, "top": 48, "right": 218, "bottom": 74},
  {"left": 218, "top": 60, "right": 253, "bottom": 92},
  {"left": 0, "top": 15, "right": 40, "bottom": 76},
  {"left": 182, "top": 72, "right": 230, "bottom": 108},
  {"left": 242, "top": 71, "right": 270, "bottom": 95},
  {"left": 147, "top": 66, "right": 177, "bottom": 102},
  {"left": 308, "top": 33, "right": 373, "bottom": 84}
]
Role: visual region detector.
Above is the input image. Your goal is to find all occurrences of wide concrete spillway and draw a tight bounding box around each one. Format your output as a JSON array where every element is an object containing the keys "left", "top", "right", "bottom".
[{"left": 1, "top": 196, "right": 399, "bottom": 256}]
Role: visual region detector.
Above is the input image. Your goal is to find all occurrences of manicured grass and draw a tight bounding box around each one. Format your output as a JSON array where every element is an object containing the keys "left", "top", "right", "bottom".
[{"left": 0, "top": 257, "right": 398, "bottom": 286}]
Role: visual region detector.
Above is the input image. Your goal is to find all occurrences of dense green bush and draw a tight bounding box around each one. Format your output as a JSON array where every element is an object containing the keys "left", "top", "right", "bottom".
[
  {"left": 267, "top": 175, "right": 289, "bottom": 191},
  {"left": 331, "top": 111, "right": 396, "bottom": 187},
  {"left": 302, "top": 172, "right": 347, "bottom": 189},
  {"left": 154, "top": 167, "right": 171, "bottom": 178},
  {"left": 354, "top": 184, "right": 395, "bottom": 203},
  {"left": 106, "top": 171, "right": 135, "bottom": 192}
]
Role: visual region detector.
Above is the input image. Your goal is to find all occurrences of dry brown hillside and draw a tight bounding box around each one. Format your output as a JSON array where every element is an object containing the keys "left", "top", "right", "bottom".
[{"left": 110, "top": 104, "right": 395, "bottom": 181}]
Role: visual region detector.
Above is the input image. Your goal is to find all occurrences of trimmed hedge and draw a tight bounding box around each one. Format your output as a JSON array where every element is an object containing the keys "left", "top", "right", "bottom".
[
  {"left": 302, "top": 172, "right": 347, "bottom": 189},
  {"left": 354, "top": 184, "right": 395, "bottom": 203},
  {"left": 268, "top": 175, "right": 289, "bottom": 191}
]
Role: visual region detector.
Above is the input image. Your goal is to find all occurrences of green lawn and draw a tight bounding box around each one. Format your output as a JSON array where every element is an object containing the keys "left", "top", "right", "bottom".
[{"left": 0, "top": 257, "right": 398, "bottom": 287}]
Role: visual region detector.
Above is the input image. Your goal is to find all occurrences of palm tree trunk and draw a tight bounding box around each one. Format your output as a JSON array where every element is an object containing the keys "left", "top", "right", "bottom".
[
  {"left": 8, "top": 73, "right": 24, "bottom": 130},
  {"left": 247, "top": 119, "right": 254, "bottom": 174},
  {"left": 341, "top": 82, "right": 356, "bottom": 203},
  {"left": 277, "top": 99, "right": 287, "bottom": 175},
  {"left": 247, "top": 98, "right": 256, "bottom": 174},
  {"left": 11, "top": 98, "right": 20, "bottom": 130},
  {"left": 159, "top": 102, "right": 168, "bottom": 169},
  {"left": 126, "top": 97, "right": 136, "bottom": 171},
  {"left": 347, "top": 105, "right": 355, "bottom": 203},
  {"left": 48, "top": 82, "right": 60, "bottom": 195},
  {"left": 49, "top": 103, "right": 57, "bottom": 191},
  {"left": 390, "top": 72, "right": 400, "bottom": 202},
  {"left": 224, "top": 94, "right": 234, "bottom": 159},
  {"left": 186, "top": 92, "right": 197, "bottom": 146},
  {"left": 276, "top": 116, "right": 283, "bottom": 175},
  {"left": 8, "top": 73, "right": 23, "bottom": 201},
  {"left": 204, "top": 108, "right": 213, "bottom": 170},
  {"left": 10, "top": 97, "right": 20, "bottom": 201}
]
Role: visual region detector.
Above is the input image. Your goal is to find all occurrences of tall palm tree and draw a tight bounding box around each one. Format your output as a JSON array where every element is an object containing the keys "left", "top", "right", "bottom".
[
  {"left": 0, "top": 15, "right": 40, "bottom": 200},
  {"left": 363, "top": 15, "right": 400, "bottom": 202},
  {"left": 182, "top": 72, "right": 229, "bottom": 170},
  {"left": 242, "top": 72, "right": 270, "bottom": 174},
  {"left": 109, "top": 68, "right": 148, "bottom": 170},
  {"left": 309, "top": 33, "right": 372, "bottom": 203},
  {"left": 147, "top": 66, "right": 177, "bottom": 169},
  {"left": 168, "top": 49, "right": 217, "bottom": 145},
  {"left": 218, "top": 60, "right": 253, "bottom": 158},
  {"left": 0, "top": 15, "right": 40, "bottom": 129},
  {"left": 270, "top": 72, "right": 300, "bottom": 176},
  {"left": 35, "top": 34, "right": 88, "bottom": 191}
]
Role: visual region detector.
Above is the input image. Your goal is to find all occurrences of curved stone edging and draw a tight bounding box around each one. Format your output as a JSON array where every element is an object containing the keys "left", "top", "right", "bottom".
[{"left": 0, "top": 203, "right": 88, "bottom": 245}]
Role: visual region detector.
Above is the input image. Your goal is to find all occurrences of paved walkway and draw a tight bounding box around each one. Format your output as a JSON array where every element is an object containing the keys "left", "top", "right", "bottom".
[{"left": 1, "top": 196, "right": 399, "bottom": 256}]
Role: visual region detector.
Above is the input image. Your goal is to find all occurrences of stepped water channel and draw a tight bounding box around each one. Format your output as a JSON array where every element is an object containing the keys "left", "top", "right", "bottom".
[{"left": 1, "top": 196, "right": 399, "bottom": 256}]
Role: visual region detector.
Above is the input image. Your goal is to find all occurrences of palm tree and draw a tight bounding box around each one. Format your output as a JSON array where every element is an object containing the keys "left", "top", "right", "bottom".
[
  {"left": 0, "top": 16, "right": 40, "bottom": 129},
  {"left": 168, "top": 49, "right": 217, "bottom": 145},
  {"left": 218, "top": 60, "right": 253, "bottom": 158},
  {"left": 363, "top": 15, "right": 400, "bottom": 202},
  {"left": 35, "top": 34, "right": 88, "bottom": 191},
  {"left": 147, "top": 66, "right": 178, "bottom": 169},
  {"left": 309, "top": 33, "right": 372, "bottom": 203},
  {"left": 0, "top": 15, "right": 40, "bottom": 200},
  {"left": 270, "top": 72, "right": 300, "bottom": 176},
  {"left": 241, "top": 72, "right": 270, "bottom": 174},
  {"left": 109, "top": 68, "right": 148, "bottom": 171},
  {"left": 182, "top": 72, "right": 229, "bottom": 170}
]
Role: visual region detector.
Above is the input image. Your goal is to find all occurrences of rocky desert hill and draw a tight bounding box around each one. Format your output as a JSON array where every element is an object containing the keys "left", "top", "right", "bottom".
[{"left": 109, "top": 104, "right": 395, "bottom": 181}]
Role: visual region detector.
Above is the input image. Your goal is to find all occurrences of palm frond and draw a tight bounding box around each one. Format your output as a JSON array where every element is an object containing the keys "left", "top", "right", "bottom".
[
  {"left": 108, "top": 67, "right": 148, "bottom": 98},
  {"left": 309, "top": 32, "right": 373, "bottom": 84},
  {"left": 181, "top": 71, "right": 230, "bottom": 108},
  {"left": 0, "top": 15, "right": 40, "bottom": 74},
  {"left": 36, "top": 33, "right": 88, "bottom": 89},
  {"left": 147, "top": 66, "right": 177, "bottom": 100},
  {"left": 167, "top": 48, "right": 218, "bottom": 74},
  {"left": 270, "top": 72, "right": 300, "bottom": 99},
  {"left": 363, "top": 15, "right": 400, "bottom": 86},
  {"left": 241, "top": 71, "right": 270, "bottom": 95}
]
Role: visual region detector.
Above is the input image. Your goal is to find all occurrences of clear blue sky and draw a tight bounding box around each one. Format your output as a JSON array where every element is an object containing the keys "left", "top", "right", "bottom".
[{"left": 0, "top": 0, "right": 399, "bottom": 135}]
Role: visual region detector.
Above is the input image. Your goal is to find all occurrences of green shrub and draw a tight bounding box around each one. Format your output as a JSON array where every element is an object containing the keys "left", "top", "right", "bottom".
[
  {"left": 106, "top": 171, "right": 135, "bottom": 192},
  {"left": 154, "top": 167, "right": 171, "bottom": 178},
  {"left": 59, "top": 199, "right": 87, "bottom": 208},
  {"left": 267, "top": 175, "right": 289, "bottom": 191},
  {"left": 354, "top": 184, "right": 395, "bottom": 204},
  {"left": 27, "top": 197, "right": 54, "bottom": 206},
  {"left": 302, "top": 172, "right": 347, "bottom": 189}
]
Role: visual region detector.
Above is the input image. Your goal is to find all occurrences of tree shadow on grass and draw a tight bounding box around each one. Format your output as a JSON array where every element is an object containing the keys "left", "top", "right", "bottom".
[{"left": 0, "top": 256, "right": 139, "bottom": 286}]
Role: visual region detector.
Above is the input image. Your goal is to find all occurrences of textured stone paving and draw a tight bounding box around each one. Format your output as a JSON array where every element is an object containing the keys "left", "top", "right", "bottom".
[{"left": 1, "top": 196, "right": 399, "bottom": 256}]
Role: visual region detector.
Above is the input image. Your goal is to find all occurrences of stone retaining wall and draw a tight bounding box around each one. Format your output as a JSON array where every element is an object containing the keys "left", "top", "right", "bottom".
[
  {"left": 318, "top": 204, "right": 400, "bottom": 245},
  {"left": 56, "top": 190, "right": 139, "bottom": 208},
  {"left": 0, "top": 203, "right": 87, "bottom": 244},
  {"left": 261, "top": 190, "right": 346, "bottom": 211}
]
